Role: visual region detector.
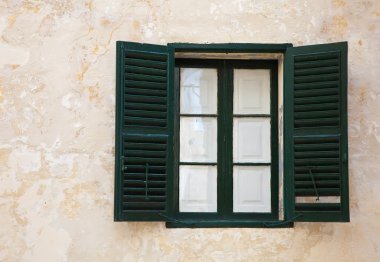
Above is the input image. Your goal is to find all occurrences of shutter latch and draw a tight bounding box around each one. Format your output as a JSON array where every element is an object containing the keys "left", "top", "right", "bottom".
[
  {"left": 309, "top": 167, "right": 320, "bottom": 201},
  {"left": 145, "top": 163, "right": 149, "bottom": 200}
]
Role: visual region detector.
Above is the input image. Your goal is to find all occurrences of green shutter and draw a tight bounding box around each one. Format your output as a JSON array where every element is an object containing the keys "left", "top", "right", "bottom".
[
  {"left": 115, "top": 41, "right": 173, "bottom": 221},
  {"left": 284, "top": 42, "right": 349, "bottom": 222}
]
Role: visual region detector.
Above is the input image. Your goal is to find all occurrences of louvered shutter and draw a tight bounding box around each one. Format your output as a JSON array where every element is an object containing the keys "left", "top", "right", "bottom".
[
  {"left": 115, "top": 41, "right": 173, "bottom": 221},
  {"left": 284, "top": 42, "right": 349, "bottom": 222}
]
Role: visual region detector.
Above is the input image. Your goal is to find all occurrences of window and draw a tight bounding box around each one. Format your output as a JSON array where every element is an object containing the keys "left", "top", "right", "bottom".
[{"left": 114, "top": 42, "right": 349, "bottom": 227}]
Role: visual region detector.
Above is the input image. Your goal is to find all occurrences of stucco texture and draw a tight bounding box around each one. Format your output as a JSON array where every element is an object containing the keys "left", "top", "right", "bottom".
[{"left": 0, "top": 0, "right": 379, "bottom": 261}]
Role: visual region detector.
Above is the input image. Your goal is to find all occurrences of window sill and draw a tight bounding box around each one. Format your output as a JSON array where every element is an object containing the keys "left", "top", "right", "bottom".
[{"left": 165, "top": 220, "right": 294, "bottom": 228}]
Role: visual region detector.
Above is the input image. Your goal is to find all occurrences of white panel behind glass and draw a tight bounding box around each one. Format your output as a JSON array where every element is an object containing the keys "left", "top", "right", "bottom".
[
  {"left": 233, "top": 166, "right": 271, "bottom": 213},
  {"left": 180, "top": 68, "right": 218, "bottom": 114},
  {"left": 180, "top": 117, "right": 217, "bottom": 162},
  {"left": 179, "top": 165, "right": 217, "bottom": 212},
  {"left": 233, "top": 118, "right": 271, "bottom": 163},
  {"left": 233, "top": 69, "right": 270, "bottom": 114}
]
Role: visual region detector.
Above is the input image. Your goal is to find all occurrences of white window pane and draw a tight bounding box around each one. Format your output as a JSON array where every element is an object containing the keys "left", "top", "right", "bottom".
[
  {"left": 233, "top": 166, "right": 271, "bottom": 213},
  {"left": 233, "top": 69, "right": 270, "bottom": 114},
  {"left": 233, "top": 118, "right": 271, "bottom": 163},
  {"left": 180, "top": 68, "right": 217, "bottom": 114},
  {"left": 179, "top": 165, "right": 217, "bottom": 212},
  {"left": 180, "top": 117, "right": 217, "bottom": 162}
]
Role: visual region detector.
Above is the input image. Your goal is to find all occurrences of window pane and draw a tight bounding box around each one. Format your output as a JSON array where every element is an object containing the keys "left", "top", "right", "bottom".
[
  {"left": 233, "top": 69, "right": 270, "bottom": 114},
  {"left": 233, "top": 166, "right": 271, "bottom": 213},
  {"left": 180, "top": 117, "right": 217, "bottom": 162},
  {"left": 180, "top": 68, "right": 217, "bottom": 114},
  {"left": 179, "top": 165, "right": 217, "bottom": 212},
  {"left": 233, "top": 118, "right": 271, "bottom": 163}
]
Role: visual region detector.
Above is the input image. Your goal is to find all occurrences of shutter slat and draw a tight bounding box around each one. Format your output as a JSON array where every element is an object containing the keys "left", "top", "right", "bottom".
[
  {"left": 295, "top": 158, "right": 340, "bottom": 166},
  {"left": 125, "top": 80, "right": 166, "bottom": 90},
  {"left": 295, "top": 180, "right": 340, "bottom": 188},
  {"left": 125, "top": 73, "right": 167, "bottom": 83},
  {"left": 123, "top": 195, "right": 166, "bottom": 201},
  {"left": 294, "top": 143, "right": 339, "bottom": 151},
  {"left": 294, "top": 58, "right": 338, "bottom": 70},
  {"left": 124, "top": 180, "right": 166, "bottom": 186},
  {"left": 124, "top": 173, "right": 166, "bottom": 180},
  {"left": 124, "top": 94, "right": 167, "bottom": 105},
  {"left": 124, "top": 109, "right": 167, "bottom": 119},
  {"left": 295, "top": 173, "right": 340, "bottom": 181},
  {"left": 124, "top": 116, "right": 167, "bottom": 127},
  {"left": 294, "top": 95, "right": 339, "bottom": 105},
  {"left": 125, "top": 157, "right": 166, "bottom": 165},
  {"left": 294, "top": 52, "right": 338, "bottom": 62},
  {"left": 124, "top": 187, "right": 166, "bottom": 194},
  {"left": 295, "top": 188, "right": 340, "bottom": 196},
  {"left": 294, "top": 73, "right": 339, "bottom": 84},
  {"left": 125, "top": 87, "right": 166, "bottom": 97},
  {"left": 294, "top": 109, "right": 339, "bottom": 119},
  {"left": 125, "top": 50, "right": 167, "bottom": 61},
  {"left": 125, "top": 65, "right": 166, "bottom": 77},
  {"left": 125, "top": 102, "right": 166, "bottom": 112},
  {"left": 295, "top": 80, "right": 339, "bottom": 90},
  {"left": 295, "top": 103, "right": 338, "bottom": 112},
  {"left": 125, "top": 150, "right": 166, "bottom": 158},
  {"left": 124, "top": 57, "right": 167, "bottom": 70},
  {"left": 294, "top": 66, "right": 339, "bottom": 76},
  {"left": 294, "top": 151, "right": 339, "bottom": 158},
  {"left": 124, "top": 142, "right": 166, "bottom": 151},
  {"left": 294, "top": 118, "right": 339, "bottom": 128},
  {"left": 294, "top": 88, "right": 339, "bottom": 98},
  {"left": 285, "top": 42, "right": 349, "bottom": 222}
]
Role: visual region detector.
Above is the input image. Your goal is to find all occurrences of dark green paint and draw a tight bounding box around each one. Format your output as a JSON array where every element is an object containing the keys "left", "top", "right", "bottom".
[
  {"left": 284, "top": 42, "right": 349, "bottom": 222},
  {"left": 114, "top": 41, "right": 173, "bottom": 221}
]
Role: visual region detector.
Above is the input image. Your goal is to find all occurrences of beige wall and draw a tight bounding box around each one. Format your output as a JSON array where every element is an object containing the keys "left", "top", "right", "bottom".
[{"left": 0, "top": 0, "right": 379, "bottom": 261}]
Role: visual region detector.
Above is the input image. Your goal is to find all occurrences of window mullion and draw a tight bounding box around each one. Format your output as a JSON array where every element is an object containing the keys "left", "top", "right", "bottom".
[{"left": 219, "top": 60, "right": 234, "bottom": 217}]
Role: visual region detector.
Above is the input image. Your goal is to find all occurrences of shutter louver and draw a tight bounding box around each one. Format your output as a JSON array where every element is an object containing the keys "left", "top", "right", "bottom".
[
  {"left": 115, "top": 42, "right": 172, "bottom": 221},
  {"left": 284, "top": 42, "right": 349, "bottom": 222}
]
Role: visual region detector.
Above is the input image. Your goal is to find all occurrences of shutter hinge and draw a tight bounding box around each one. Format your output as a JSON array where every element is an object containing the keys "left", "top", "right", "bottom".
[
  {"left": 343, "top": 153, "right": 348, "bottom": 164},
  {"left": 121, "top": 156, "right": 126, "bottom": 172}
]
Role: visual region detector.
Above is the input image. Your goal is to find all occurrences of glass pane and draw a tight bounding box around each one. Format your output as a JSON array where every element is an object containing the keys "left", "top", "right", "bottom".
[
  {"left": 233, "top": 69, "right": 270, "bottom": 114},
  {"left": 180, "top": 68, "right": 217, "bottom": 114},
  {"left": 233, "top": 166, "right": 271, "bottom": 213},
  {"left": 179, "top": 165, "right": 217, "bottom": 212},
  {"left": 180, "top": 117, "right": 217, "bottom": 162},
  {"left": 233, "top": 118, "right": 271, "bottom": 163}
]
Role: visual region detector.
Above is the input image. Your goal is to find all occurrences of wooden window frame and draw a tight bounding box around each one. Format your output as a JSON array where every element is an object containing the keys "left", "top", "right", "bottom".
[{"left": 172, "top": 58, "right": 279, "bottom": 225}]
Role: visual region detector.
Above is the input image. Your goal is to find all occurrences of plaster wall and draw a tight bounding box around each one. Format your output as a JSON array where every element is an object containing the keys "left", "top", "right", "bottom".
[{"left": 0, "top": 0, "right": 379, "bottom": 261}]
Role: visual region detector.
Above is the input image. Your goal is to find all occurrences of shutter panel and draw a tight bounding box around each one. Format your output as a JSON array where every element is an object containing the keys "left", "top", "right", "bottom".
[
  {"left": 284, "top": 42, "right": 349, "bottom": 222},
  {"left": 115, "top": 41, "right": 173, "bottom": 221}
]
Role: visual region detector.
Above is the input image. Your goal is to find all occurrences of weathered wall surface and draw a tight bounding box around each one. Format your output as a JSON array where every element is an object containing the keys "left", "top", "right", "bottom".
[{"left": 0, "top": 0, "right": 379, "bottom": 261}]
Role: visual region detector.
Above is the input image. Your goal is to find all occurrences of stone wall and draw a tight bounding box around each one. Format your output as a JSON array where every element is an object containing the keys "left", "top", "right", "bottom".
[{"left": 0, "top": 0, "right": 379, "bottom": 261}]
